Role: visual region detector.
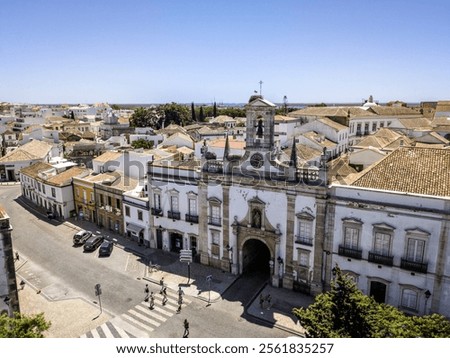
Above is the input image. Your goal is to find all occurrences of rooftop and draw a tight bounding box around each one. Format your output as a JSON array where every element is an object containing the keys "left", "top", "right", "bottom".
[
  {"left": 349, "top": 146, "right": 450, "bottom": 198},
  {"left": 0, "top": 140, "right": 52, "bottom": 163}
]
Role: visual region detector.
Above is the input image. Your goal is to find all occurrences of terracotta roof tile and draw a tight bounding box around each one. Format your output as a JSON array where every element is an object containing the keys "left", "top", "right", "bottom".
[{"left": 349, "top": 147, "right": 450, "bottom": 197}]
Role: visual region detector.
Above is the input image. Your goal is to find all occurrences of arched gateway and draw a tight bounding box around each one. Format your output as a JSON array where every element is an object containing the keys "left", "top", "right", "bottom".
[{"left": 241, "top": 238, "right": 272, "bottom": 276}]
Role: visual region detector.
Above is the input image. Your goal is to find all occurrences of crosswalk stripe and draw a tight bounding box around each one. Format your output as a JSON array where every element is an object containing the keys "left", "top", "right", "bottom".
[
  {"left": 80, "top": 291, "right": 192, "bottom": 338},
  {"left": 124, "top": 310, "right": 159, "bottom": 330},
  {"left": 135, "top": 304, "right": 169, "bottom": 322}
]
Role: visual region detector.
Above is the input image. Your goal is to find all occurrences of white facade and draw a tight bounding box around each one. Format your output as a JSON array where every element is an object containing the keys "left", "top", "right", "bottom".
[
  {"left": 123, "top": 185, "right": 150, "bottom": 246},
  {"left": 329, "top": 184, "right": 450, "bottom": 317}
]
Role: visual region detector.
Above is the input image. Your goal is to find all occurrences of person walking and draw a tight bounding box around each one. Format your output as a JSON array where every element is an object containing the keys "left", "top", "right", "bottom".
[
  {"left": 177, "top": 296, "right": 183, "bottom": 313},
  {"left": 183, "top": 319, "right": 189, "bottom": 338},
  {"left": 144, "top": 284, "right": 149, "bottom": 302},
  {"left": 149, "top": 292, "right": 155, "bottom": 310},
  {"left": 259, "top": 293, "right": 264, "bottom": 309},
  {"left": 162, "top": 287, "right": 168, "bottom": 306},
  {"left": 159, "top": 277, "right": 165, "bottom": 294}
]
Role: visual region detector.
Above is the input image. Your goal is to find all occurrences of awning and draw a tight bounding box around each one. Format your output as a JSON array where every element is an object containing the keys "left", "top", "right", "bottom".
[{"left": 126, "top": 222, "right": 145, "bottom": 234}]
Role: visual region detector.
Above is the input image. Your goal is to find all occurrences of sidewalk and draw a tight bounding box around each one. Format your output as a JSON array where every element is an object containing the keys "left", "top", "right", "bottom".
[{"left": 16, "top": 197, "right": 314, "bottom": 337}]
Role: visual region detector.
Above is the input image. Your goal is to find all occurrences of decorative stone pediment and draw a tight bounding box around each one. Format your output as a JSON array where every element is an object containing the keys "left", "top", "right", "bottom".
[
  {"left": 233, "top": 196, "right": 277, "bottom": 233},
  {"left": 405, "top": 227, "right": 430, "bottom": 236},
  {"left": 342, "top": 217, "right": 363, "bottom": 225},
  {"left": 208, "top": 196, "right": 222, "bottom": 205},
  {"left": 373, "top": 223, "right": 396, "bottom": 231},
  {"left": 296, "top": 211, "right": 315, "bottom": 221}
]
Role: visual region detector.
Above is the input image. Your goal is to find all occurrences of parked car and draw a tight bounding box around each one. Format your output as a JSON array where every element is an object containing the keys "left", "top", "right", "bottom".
[
  {"left": 83, "top": 235, "right": 104, "bottom": 252},
  {"left": 98, "top": 240, "right": 114, "bottom": 257},
  {"left": 73, "top": 230, "right": 92, "bottom": 246}
]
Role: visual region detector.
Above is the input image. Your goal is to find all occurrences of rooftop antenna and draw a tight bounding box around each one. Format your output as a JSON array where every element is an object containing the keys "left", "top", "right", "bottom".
[{"left": 259, "top": 80, "right": 263, "bottom": 96}]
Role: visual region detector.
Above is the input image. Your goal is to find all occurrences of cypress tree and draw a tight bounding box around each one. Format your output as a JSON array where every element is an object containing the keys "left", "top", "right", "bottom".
[
  {"left": 213, "top": 101, "right": 217, "bottom": 118},
  {"left": 199, "top": 106, "right": 204, "bottom": 122},
  {"left": 191, "top": 102, "right": 196, "bottom": 122}
]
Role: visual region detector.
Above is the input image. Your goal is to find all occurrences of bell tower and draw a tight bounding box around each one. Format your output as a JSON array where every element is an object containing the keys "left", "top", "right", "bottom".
[{"left": 245, "top": 94, "right": 276, "bottom": 152}]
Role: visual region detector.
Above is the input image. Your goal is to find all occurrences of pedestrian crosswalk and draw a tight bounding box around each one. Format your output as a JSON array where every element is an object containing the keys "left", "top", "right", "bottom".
[{"left": 80, "top": 289, "right": 191, "bottom": 338}]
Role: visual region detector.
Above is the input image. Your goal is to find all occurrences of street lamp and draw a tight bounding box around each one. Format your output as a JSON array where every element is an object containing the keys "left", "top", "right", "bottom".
[
  {"left": 424, "top": 290, "right": 431, "bottom": 315},
  {"left": 226, "top": 244, "right": 233, "bottom": 273}
]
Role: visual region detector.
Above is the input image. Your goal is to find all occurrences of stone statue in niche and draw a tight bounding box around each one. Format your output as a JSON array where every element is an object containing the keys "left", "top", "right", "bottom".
[{"left": 252, "top": 209, "right": 262, "bottom": 228}]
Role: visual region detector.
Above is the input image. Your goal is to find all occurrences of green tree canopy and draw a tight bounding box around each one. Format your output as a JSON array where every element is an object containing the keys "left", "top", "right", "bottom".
[
  {"left": 131, "top": 139, "right": 153, "bottom": 150},
  {"left": 293, "top": 266, "right": 450, "bottom": 338},
  {"left": 0, "top": 312, "right": 51, "bottom": 338}
]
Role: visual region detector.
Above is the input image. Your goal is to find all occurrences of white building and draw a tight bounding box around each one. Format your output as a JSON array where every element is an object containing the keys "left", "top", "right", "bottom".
[
  {"left": 147, "top": 95, "right": 328, "bottom": 293},
  {"left": 0, "top": 140, "right": 53, "bottom": 181},
  {"left": 328, "top": 147, "right": 450, "bottom": 317},
  {"left": 19, "top": 162, "right": 88, "bottom": 219},
  {"left": 123, "top": 184, "right": 150, "bottom": 246}
]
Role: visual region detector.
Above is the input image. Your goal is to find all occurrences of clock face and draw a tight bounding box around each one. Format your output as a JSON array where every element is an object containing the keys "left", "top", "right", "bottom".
[{"left": 250, "top": 153, "right": 264, "bottom": 168}]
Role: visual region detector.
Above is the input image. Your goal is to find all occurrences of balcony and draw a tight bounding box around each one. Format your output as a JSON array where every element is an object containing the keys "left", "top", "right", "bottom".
[
  {"left": 338, "top": 245, "right": 362, "bottom": 259},
  {"left": 295, "top": 235, "right": 313, "bottom": 246},
  {"left": 167, "top": 210, "right": 180, "bottom": 220},
  {"left": 185, "top": 213, "right": 199, "bottom": 224},
  {"left": 208, "top": 216, "right": 221, "bottom": 227},
  {"left": 368, "top": 251, "right": 394, "bottom": 266},
  {"left": 400, "top": 258, "right": 428, "bottom": 274},
  {"left": 151, "top": 207, "right": 163, "bottom": 217}
]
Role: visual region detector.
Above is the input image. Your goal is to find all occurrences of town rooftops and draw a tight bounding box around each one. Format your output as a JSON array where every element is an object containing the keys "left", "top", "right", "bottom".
[
  {"left": 93, "top": 151, "right": 122, "bottom": 163},
  {"left": 0, "top": 140, "right": 52, "bottom": 163},
  {"left": 349, "top": 146, "right": 450, "bottom": 197}
]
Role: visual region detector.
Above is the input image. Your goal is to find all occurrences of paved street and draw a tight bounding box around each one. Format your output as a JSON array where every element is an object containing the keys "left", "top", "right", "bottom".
[{"left": 3, "top": 184, "right": 313, "bottom": 338}]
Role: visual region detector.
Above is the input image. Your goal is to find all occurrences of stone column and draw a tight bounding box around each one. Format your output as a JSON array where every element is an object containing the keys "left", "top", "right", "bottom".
[
  {"left": 283, "top": 192, "right": 296, "bottom": 290},
  {"left": 271, "top": 237, "right": 281, "bottom": 287},
  {"left": 198, "top": 179, "right": 209, "bottom": 265},
  {"left": 220, "top": 184, "right": 231, "bottom": 272},
  {"left": 311, "top": 194, "right": 327, "bottom": 295}
]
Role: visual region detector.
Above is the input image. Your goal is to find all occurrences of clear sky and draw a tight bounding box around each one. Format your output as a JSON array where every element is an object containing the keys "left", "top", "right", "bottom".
[{"left": 1, "top": 0, "right": 449, "bottom": 104}]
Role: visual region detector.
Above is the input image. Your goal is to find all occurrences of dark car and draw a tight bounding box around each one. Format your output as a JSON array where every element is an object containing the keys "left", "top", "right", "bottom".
[
  {"left": 98, "top": 240, "right": 114, "bottom": 257},
  {"left": 73, "top": 230, "right": 92, "bottom": 246},
  {"left": 83, "top": 235, "right": 104, "bottom": 252}
]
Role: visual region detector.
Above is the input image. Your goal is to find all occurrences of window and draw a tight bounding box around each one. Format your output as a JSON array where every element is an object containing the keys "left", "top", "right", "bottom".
[
  {"left": 42, "top": 185, "right": 46, "bottom": 194},
  {"left": 99, "top": 194, "right": 104, "bottom": 207},
  {"left": 374, "top": 232, "right": 391, "bottom": 256},
  {"left": 401, "top": 289, "right": 418, "bottom": 311},
  {"left": 298, "top": 250, "right": 310, "bottom": 267},
  {"left": 380, "top": 121, "right": 384, "bottom": 128},
  {"left": 188, "top": 198, "right": 197, "bottom": 215},
  {"left": 138, "top": 210, "right": 143, "bottom": 221},
  {"left": 90, "top": 192, "right": 94, "bottom": 203},
  {"left": 116, "top": 198, "right": 121, "bottom": 209},
  {"left": 51, "top": 188, "right": 56, "bottom": 197},
  {"left": 299, "top": 220, "right": 312, "bottom": 240},
  {"left": 372, "top": 122, "right": 377, "bottom": 132},
  {"left": 153, "top": 193, "right": 161, "bottom": 209},
  {"left": 75, "top": 188, "right": 79, "bottom": 197},
  {"left": 38, "top": 182, "right": 41, "bottom": 192},
  {"left": 170, "top": 196, "right": 179, "bottom": 212},
  {"left": 339, "top": 218, "right": 363, "bottom": 259},
  {"left": 211, "top": 231, "right": 220, "bottom": 256},
  {"left": 344, "top": 227, "right": 360, "bottom": 249},
  {"left": 208, "top": 198, "right": 222, "bottom": 226},
  {"left": 108, "top": 196, "right": 112, "bottom": 206},
  {"left": 125, "top": 205, "right": 130, "bottom": 217},
  {"left": 211, "top": 231, "right": 220, "bottom": 245},
  {"left": 406, "top": 237, "right": 425, "bottom": 262}
]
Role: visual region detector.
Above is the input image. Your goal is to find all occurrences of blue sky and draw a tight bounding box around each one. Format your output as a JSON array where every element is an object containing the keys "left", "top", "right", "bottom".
[{"left": 1, "top": 0, "right": 449, "bottom": 104}]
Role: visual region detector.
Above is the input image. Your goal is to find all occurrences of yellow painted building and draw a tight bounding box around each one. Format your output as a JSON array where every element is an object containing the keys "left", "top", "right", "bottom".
[{"left": 73, "top": 172, "right": 98, "bottom": 223}]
